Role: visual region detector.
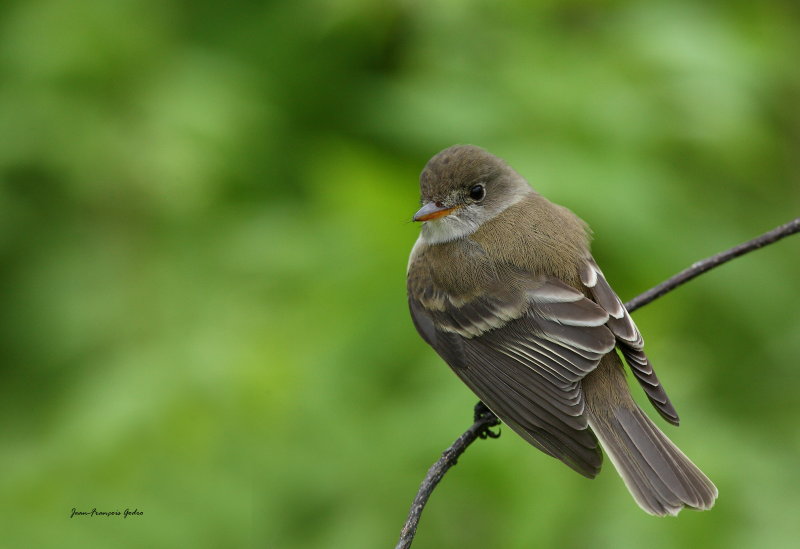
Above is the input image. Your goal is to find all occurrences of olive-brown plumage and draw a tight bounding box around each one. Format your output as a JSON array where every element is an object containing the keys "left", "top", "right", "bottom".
[{"left": 407, "top": 145, "right": 717, "bottom": 516}]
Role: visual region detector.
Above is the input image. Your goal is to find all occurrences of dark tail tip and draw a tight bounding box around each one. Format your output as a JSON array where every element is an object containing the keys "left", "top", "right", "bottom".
[{"left": 589, "top": 406, "right": 717, "bottom": 516}]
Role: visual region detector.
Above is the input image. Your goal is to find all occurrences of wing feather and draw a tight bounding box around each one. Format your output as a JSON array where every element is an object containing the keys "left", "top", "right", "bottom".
[
  {"left": 408, "top": 274, "right": 611, "bottom": 477},
  {"left": 581, "top": 258, "right": 679, "bottom": 425}
]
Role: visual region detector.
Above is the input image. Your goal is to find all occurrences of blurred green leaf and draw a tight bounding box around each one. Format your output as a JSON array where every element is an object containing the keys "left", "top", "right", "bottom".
[{"left": 1, "top": 0, "right": 799, "bottom": 548}]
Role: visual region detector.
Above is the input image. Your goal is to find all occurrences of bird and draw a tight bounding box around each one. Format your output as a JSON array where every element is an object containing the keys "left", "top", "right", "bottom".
[{"left": 406, "top": 144, "right": 717, "bottom": 516}]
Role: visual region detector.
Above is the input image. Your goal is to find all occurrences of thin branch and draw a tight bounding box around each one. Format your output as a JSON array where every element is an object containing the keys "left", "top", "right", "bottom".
[
  {"left": 396, "top": 403, "right": 499, "bottom": 549},
  {"left": 396, "top": 216, "right": 800, "bottom": 549},
  {"left": 625, "top": 217, "right": 800, "bottom": 313}
]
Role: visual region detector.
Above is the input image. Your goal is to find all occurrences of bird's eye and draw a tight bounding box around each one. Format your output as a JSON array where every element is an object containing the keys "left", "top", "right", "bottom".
[{"left": 469, "top": 184, "right": 485, "bottom": 201}]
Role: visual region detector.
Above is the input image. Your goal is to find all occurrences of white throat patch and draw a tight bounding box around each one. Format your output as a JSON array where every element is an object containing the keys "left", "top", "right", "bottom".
[
  {"left": 419, "top": 212, "right": 481, "bottom": 244},
  {"left": 419, "top": 191, "right": 526, "bottom": 245}
]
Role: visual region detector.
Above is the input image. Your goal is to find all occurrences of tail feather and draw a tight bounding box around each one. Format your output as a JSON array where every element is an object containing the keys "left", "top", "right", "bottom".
[{"left": 588, "top": 405, "right": 717, "bottom": 516}]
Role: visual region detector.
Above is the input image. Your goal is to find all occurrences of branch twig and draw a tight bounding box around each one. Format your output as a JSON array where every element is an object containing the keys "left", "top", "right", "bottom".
[
  {"left": 624, "top": 217, "right": 800, "bottom": 313},
  {"left": 396, "top": 403, "right": 499, "bottom": 549},
  {"left": 396, "top": 216, "right": 800, "bottom": 549}
]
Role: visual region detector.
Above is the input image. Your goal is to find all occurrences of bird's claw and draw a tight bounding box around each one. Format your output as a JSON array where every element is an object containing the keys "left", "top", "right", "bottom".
[{"left": 473, "top": 401, "right": 501, "bottom": 439}]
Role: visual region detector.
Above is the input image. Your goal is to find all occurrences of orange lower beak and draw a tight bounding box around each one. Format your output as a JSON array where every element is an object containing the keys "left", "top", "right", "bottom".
[{"left": 413, "top": 202, "right": 459, "bottom": 222}]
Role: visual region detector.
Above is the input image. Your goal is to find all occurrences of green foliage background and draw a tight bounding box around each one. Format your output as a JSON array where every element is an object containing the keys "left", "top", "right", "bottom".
[{"left": 1, "top": 1, "right": 799, "bottom": 547}]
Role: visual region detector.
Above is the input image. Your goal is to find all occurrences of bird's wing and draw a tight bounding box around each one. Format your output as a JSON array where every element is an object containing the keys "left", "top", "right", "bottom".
[
  {"left": 579, "top": 257, "right": 679, "bottom": 425},
  {"left": 409, "top": 274, "right": 616, "bottom": 478}
]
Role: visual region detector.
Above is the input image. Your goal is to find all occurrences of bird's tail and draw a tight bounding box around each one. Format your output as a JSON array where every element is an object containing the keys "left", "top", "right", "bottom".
[{"left": 587, "top": 403, "right": 717, "bottom": 516}]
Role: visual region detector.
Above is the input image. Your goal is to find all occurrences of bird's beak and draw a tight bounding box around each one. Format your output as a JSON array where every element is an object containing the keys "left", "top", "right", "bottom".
[{"left": 413, "top": 202, "right": 459, "bottom": 222}]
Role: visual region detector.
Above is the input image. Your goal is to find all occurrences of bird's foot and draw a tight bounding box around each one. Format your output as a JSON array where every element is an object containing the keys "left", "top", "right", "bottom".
[{"left": 473, "top": 401, "right": 501, "bottom": 439}]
